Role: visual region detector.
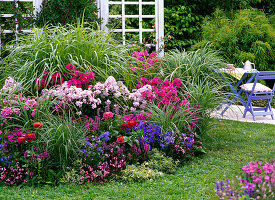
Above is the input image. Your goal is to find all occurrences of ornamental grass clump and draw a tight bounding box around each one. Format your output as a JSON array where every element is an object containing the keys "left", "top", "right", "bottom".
[
  {"left": 38, "top": 113, "right": 87, "bottom": 170},
  {"left": 161, "top": 46, "right": 226, "bottom": 134},
  {"left": 0, "top": 23, "right": 137, "bottom": 94}
]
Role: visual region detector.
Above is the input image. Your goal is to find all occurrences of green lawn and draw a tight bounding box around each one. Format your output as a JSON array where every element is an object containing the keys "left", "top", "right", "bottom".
[{"left": 1, "top": 119, "right": 274, "bottom": 200}]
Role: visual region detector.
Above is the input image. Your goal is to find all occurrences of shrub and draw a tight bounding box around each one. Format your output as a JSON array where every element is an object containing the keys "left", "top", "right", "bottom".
[
  {"left": 164, "top": 5, "right": 202, "bottom": 50},
  {"left": 116, "top": 163, "right": 163, "bottom": 182},
  {"left": 35, "top": 0, "right": 99, "bottom": 27},
  {"left": 193, "top": 9, "right": 275, "bottom": 71},
  {"left": 147, "top": 148, "right": 179, "bottom": 174}
]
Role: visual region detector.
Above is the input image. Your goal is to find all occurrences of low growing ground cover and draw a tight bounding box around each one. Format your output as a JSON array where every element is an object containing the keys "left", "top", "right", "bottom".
[{"left": 0, "top": 119, "right": 274, "bottom": 199}]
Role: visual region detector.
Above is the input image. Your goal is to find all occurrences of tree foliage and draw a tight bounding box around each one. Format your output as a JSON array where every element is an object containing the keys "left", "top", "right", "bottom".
[
  {"left": 193, "top": 9, "right": 275, "bottom": 71},
  {"left": 35, "top": 0, "right": 100, "bottom": 27}
]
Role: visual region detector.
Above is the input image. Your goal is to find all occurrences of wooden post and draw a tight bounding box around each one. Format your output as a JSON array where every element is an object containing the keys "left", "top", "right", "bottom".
[
  {"left": 156, "top": 0, "right": 164, "bottom": 53},
  {"left": 34, "top": 0, "right": 43, "bottom": 17},
  {"left": 97, "top": 0, "right": 109, "bottom": 32},
  {"left": 139, "top": 0, "right": 142, "bottom": 44}
]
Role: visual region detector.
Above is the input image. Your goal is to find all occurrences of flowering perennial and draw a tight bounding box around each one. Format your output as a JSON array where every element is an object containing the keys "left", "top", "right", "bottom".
[{"left": 216, "top": 161, "right": 275, "bottom": 199}]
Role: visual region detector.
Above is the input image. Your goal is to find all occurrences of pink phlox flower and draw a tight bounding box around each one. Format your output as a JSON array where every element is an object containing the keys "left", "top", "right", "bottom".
[{"left": 152, "top": 77, "right": 162, "bottom": 86}]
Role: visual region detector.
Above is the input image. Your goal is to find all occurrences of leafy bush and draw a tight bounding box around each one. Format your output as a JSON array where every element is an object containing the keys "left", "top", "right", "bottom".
[
  {"left": 164, "top": 5, "right": 202, "bottom": 50},
  {"left": 35, "top": 0, "right": 99, "bottom": 27},
  {"left": 193, "top": 9, "right": 275, "bottom": 71},
  {"left": 0, "top": 1, "right": 34, "bottom": 46},
  {"left": 0, "top": 24, "right": 137, "bottom": 93},
  {"left": 117, "top": 163, "right": 163, "bottom": 182},
  {"left": 147, "top": 149, "right": 179, "bottom": 174}
]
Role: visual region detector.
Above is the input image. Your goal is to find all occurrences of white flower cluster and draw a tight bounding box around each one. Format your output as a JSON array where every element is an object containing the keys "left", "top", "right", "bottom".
[
  {"left": 42, "top": 82, "right": 101, "bottom": 109},
  {"left": 43, "top": 76, "right": 153, "bottom": 113},
  {"left": 93, "top": 76, "right": 130, "bottom": 98},
  {"left": 0, "top": 77, "right": 21, "bottom": 94},
  {"left": 129, "top": 85, "right": 154, "bottom": 109}
]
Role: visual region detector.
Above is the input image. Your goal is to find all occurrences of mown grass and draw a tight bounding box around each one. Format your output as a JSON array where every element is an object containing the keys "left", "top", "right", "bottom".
[{"left": 0, "top": 119, "right": 274, "bottom": 200}]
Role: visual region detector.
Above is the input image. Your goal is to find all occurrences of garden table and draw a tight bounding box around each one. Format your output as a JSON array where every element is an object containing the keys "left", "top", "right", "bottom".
[{"left": 217, "top": 68, "right": 258, "bottom": 115}]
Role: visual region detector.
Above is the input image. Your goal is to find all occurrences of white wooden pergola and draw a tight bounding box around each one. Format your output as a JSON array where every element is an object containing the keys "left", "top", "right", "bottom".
[{"left": 96, "top": 0, "right": 164, "bottom": 52}]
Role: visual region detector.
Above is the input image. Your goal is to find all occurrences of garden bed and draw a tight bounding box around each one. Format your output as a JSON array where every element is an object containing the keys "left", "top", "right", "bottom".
[{"left": 0, "top": 119, "right": 274, "bottom": 199}]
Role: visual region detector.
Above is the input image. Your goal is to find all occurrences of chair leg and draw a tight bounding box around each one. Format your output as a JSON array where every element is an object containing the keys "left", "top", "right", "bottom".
[
  {"left": 250, "top": 102, "right": 256, "bottom": 121},
  {"left": 263, "top": 99, "right": 269, "bottom": 117},
  {"left": 267, "top": 99, "right": 274, "bottom": 120},
  {"left": 243, "top": 98, "right": 251, "bottom": 119},
  {"left": 243, "top": 103, "right": 249, "bottom": 118}
]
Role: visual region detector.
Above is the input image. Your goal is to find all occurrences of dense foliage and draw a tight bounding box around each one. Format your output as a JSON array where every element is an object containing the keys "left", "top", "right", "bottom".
[
  {"left": 0, "top": 1, "right": 34, "bottom": 46},
  {"left": 164, "top": 5, "right": 202, "bottom": 50},
  {"left": 35, "top": 0, "right": 100, "bottom": 27},
  {"left": 193, "top": 9, "right": 275, "bottom": 71}
]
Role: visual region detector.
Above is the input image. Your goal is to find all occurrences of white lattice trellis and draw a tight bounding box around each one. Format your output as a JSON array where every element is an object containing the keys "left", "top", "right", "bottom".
[
  {"left": 0, "top": 0, "right": 42, "bottom": 55},
  {"left": 96, "top": 0, "right": 164, "bottom": 52}
]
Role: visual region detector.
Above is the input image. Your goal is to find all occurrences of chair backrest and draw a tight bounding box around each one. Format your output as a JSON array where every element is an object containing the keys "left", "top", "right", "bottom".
[
  {"left": 257, "top": 71, "right": 275, "bottom": 80},
  {"left": 254, "top": 71, "right": 275, "bottom": 93}
]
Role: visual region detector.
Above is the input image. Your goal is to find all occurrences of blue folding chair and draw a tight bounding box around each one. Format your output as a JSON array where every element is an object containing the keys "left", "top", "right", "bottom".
[{"left": 240, "top": 71, "right": 275, "bottom": 121}]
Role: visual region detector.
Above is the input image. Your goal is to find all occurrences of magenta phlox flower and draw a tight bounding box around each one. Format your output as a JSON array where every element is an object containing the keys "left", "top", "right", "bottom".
[
  {"left": 251, "top": 175, "right": 262, "bottom": 183},
  {"left": 151, "top": 77, "right": 162, "bottom": 86},
  {"left": 172, "top": 78, "right": 182, "bottom": 88},
  {"left": 263, "top": 163, "right": 274, "bottom": 174},
  {"left": 162, "top": 80, "right": 171, "bottom": 87},
  {"left": 65, "top": 64, "right": 95, "bottom": 89}
]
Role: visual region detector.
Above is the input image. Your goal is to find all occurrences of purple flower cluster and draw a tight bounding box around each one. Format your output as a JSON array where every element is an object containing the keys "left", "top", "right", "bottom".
[
  {"left": 81, "top": 132, "right": 111, "bottom": 157},
  {"left": 131, "top": 140, "right": 151, "bottom": 161},
  {"left": 216, "top": 179, "right": 237, "bottom": 198},
  {"left": 134, "top": 121, "right": 197, "bottom": 157},
  {"left": 28, "top": 145, "right": 50, "bottom": 164},
  {"left": 85, "top": 116, "right": 101, "bottom": 134}
]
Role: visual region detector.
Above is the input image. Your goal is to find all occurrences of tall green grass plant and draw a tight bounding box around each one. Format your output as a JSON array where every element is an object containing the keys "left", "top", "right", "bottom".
[
  {"left": 1, "top": 24, "right": 138, "bottom": 93},
  {"left": 38, "top": 112, "right": 87, "bottom": 170},
  {"left": 160, "top": 46, "right": 227, "bottom": 134}
]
